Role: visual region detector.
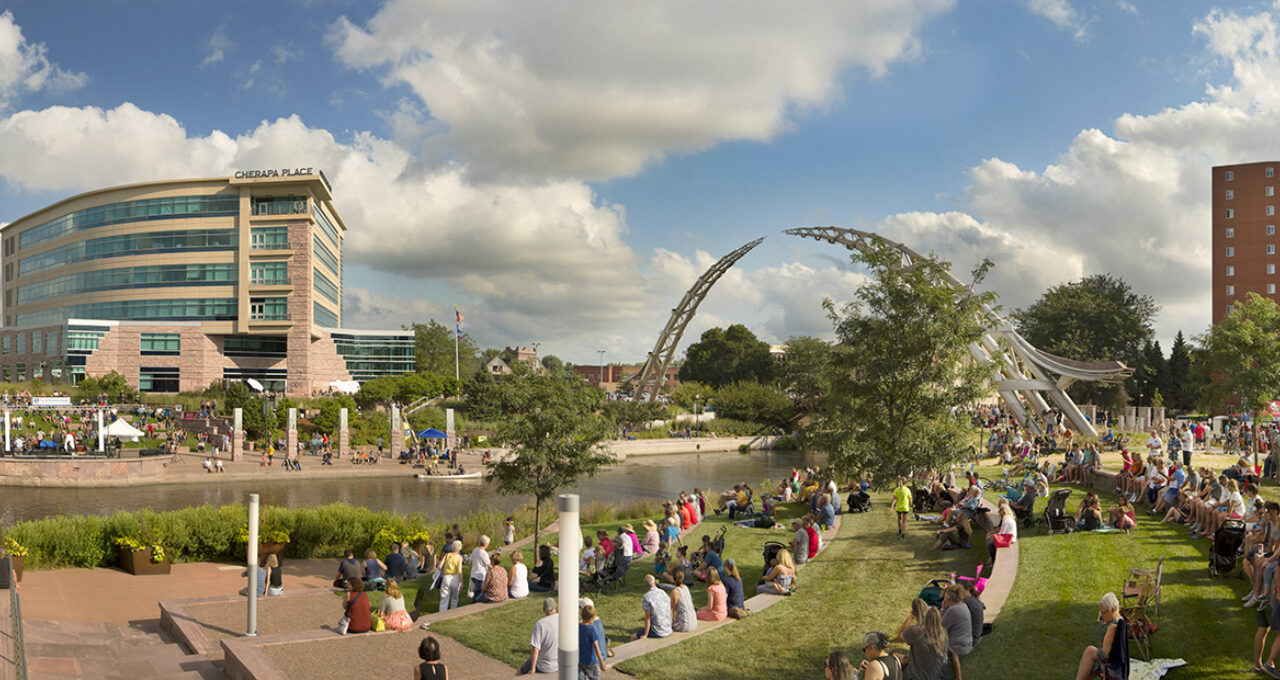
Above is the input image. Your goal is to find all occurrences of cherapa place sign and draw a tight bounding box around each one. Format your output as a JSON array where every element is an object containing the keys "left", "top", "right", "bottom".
[{"left": 233, "top": 168, "right": 315, "bottom": 180}]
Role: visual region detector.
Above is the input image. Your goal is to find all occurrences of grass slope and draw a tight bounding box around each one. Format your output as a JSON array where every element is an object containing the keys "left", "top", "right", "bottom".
[{"left": 967, "top": 466, "right": 1259, "bottom": 679}]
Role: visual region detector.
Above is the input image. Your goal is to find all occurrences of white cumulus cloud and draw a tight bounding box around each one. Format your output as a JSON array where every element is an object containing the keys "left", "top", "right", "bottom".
[
  {"left": 1025, "top": 0, "right": 1094, "bottom": 42},
  {"left": 328, "top": 0, "right": 955, "bottom": 181},
  {"left": 0, "top": 11, "right": 86, "bottom": 109}
]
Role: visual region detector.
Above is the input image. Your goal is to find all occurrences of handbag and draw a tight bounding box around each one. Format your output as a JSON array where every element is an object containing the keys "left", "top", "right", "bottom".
[
  {"left": 337, "top": 615, "right": 351, "bottom": 635},
  {"left": 992, "top": 533, "right": 1014, "bottom": 548},
  {"left": 373, "top": 614, "right": 386, "bottom": 632}
]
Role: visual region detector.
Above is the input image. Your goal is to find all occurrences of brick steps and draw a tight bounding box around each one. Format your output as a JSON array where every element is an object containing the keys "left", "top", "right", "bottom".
[{"left": 22, "top": 619, "right": 227, "bottom": 680}]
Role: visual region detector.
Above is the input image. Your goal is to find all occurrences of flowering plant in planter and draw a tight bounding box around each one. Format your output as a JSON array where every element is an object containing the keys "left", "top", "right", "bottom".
[
  {"left": 2, "top": 536, "right": 28, "bottom": 557},
  {"left": 237, "top": 525, "right": 291, "bottom": 544},
  {"left": 113, "top": 535, "right": 166, "bottom": 563}
]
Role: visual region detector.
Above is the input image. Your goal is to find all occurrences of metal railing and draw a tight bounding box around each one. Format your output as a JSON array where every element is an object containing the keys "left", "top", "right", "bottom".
[{"left": 5, "top": 556, "right": 27, "bottom": 680}]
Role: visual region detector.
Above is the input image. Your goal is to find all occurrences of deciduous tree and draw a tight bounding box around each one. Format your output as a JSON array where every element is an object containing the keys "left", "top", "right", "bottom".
[
  {"left": 807, "top": 239, "right": 995, "bottom": 480},
  {"left": 1195, "top": 293, "right": 1280, "bottom": 416},
  {"left": 678, "top": 324, "right": 777, "bottom": 388},
  {"left": 487, "top": 376, "right": 613, "bottom": 547}
]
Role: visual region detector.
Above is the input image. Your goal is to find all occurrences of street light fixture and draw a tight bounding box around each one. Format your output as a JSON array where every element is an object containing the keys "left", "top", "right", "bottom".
[
  {"left": 598, "top": 350, "right": 606, "bottom": 389},
  {"left": 694, "top": 393, "right": 701, "bottom": 431}
]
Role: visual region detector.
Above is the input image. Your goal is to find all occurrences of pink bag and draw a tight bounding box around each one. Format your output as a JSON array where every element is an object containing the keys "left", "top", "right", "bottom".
[{"left": 951, "top": 564, "right": 988, "bottom": 596}]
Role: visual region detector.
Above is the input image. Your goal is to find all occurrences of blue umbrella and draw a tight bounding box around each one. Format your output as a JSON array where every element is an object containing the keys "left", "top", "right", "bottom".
[{"left": 417, "top": 428, "right": 448, "bottom": 439}]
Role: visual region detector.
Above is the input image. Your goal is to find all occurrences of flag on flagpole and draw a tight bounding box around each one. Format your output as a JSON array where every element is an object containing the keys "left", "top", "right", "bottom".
[{"left": 455, "top": 309, "right": 464, "bottom": 342}]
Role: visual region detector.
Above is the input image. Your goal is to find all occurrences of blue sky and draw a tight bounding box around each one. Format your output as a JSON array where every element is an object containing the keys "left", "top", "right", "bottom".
[{"left": 0, "top": 0, "right": 1275, "bottom": 363}]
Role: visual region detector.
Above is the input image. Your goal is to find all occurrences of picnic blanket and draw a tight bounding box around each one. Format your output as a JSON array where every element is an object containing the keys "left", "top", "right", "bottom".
[
  {"left": 1130, "top": 658, "right": 1186, "bottom": 680},
  {"left": 1091, "top": 526, "right": 1123, "bottom": 534}
]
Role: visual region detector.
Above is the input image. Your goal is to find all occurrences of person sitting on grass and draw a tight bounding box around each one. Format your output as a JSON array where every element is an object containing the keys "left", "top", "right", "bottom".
[
  {"left": 824, "top": 651, "right": 857, "bottom": 680},
  {"left": 695, "top": 569, "right": 728, "bottom": 622},
  {"left": 1243, "top": 503, "right": 1280, "bottom": 610},
  {"left": 339, "top": 577, "right": 371, "bottom": 635},
  {"left": 897, "top": 600, "right": 948, "bottom": 680},
  {"left": 518, "top": 598, "right": 559, "bottom": 675},
  {"left": 930, "top": 509, "right": 972, "bottom": 551},
  {"left": 819, "top": 493, "right": 836, "bottom": 530},
  {"left": 1184, "top": 468, "right": 1220, "bottom": 533},
  {"left": 414, "top": 636, "right": 446, "bottom": 680},
  {"left": 1194, "top": 477, "right": 1246, "bottom": 541},
  {"left": 756, "top": 548, "right": 796, "bottom": 595},
  {"left": 641, "top": 519, "right": 661, "bottom": 555},
  {"left": 1074, "top": 493, "right": 1103, "bottom": 531},
  {"left": 379, "top": 580, "right": 413, "bottom": 631},
  {"left": 722, "top": 558, "right": 746, "bottom": 616},
  {"left": 692, "top": 534, "right": 724, "bottom": 582},
  {"left": 476, "top": 551, "right": 508, "bottom": 604},
  {"left": 508, "top": 550, "right": 529, "bottom": 600},
  {"left": 858, "top": 631, "right": 904, "bottom": 680},
  {"left": 1072, "top": 592, "right": 1128, "bottom": 680},
  {"left": 529, "top": 544, "right": 556, "bottom": 592},
  {"left": 662, "top": 516, "right": 682, "bottom": 548},
  {"left": 1150, "top": 461, "right": 1186, "bottom": 516},
  {"left": 630, "top": 575, "right": 672, "bottom": 640},
  {"left": 668, "top": 566, "right": 698, "bottom": 633},
  {"left": 385, "top": 542, "right": 407, "bottom": 583},
  {"left": 1110, "top": 495, "right": 1137, "bottom": 533}
]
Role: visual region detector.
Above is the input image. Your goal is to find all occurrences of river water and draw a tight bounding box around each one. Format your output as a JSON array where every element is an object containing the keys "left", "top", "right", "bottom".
[{"left": 0, "top": 449, "right": 826, "bottom": 524}]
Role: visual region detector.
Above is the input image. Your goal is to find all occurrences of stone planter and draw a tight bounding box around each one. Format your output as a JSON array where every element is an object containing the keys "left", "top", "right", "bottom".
[
  {"left": 0, "top": 555, "right": 21, "bottom": 586},
  {"left": 258, "top": 542, "right": 287, "bottom": 561},
  {"left": 117, "top": 546, "right": 171, "bottom": 575},
  {"left": 11, "top": 554, "right": 22, "bottom": 582}
]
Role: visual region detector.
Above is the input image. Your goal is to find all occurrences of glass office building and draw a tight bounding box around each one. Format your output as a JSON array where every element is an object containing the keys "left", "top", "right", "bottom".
[{"left": 0, "top": 173, "right": 413, "bottom": 396}]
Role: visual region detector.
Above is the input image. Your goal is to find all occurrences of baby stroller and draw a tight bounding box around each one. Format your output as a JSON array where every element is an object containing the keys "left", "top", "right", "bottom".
[
  {"left": 847, "top": 491, "right": 872, "bottom": 513},
  {"left": 911, "top": 484, "right": 935, "bottom": 514},
  {"left": 918, "top": 578, "right": 950, "bottom": 608},
  {"left": 1044, "top": 488, "right": 1075, "bottom": 535},
  {"left": 1209, "top": 519, "right": 1247, "bottom": 578},
  {"left": 762, "top": 540, "right": 788, "bottom": 572}
]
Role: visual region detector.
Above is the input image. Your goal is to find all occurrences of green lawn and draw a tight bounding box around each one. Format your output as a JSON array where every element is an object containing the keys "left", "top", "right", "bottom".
[
  {"left": 617, "top": 494, "right": 984, "bottom": 679},
  {"left": 966, "top": 463, "right": 1260, "bottom": 679},
  {"left": 430, "top": 505, "right": 816, "bottom": 668}
]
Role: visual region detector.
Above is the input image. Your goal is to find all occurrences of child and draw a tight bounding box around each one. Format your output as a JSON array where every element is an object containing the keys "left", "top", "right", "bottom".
[
  {"left": 503, "top": 517, "right": 515, "bottom": 546},
  {"left": 653, "top": 546, "right": 668, "bottom": 581}
]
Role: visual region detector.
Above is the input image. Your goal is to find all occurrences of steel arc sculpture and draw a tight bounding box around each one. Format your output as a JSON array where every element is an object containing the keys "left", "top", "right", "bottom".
[
  {"left": 632, "top": 237, "right": 764, "bottom": 402},
  {"left": 632, "top": 225, "right": 1131, "bottom": 438},
  {"left": 783, "top": 226, "right": 1132, "bottom": 437}
]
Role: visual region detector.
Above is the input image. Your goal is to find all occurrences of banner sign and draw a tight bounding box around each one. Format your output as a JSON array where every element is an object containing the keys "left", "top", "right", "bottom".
[{"left": 31, "top": 396, "right": 71, "bottom": 408}]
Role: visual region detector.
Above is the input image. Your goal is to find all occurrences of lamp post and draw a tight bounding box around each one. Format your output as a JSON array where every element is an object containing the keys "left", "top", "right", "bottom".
[
  {"left": 598, "top": 349, "right": 606, "bottom": 389},
  {"left": 694, "top": 394, "right": 700, "bottom": 431}
]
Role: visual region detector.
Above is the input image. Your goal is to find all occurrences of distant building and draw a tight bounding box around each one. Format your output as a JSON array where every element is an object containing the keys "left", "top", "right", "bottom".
[
  {"left": 0, "top": 172, "right": 413, "bottom": 396},
  {"left": 574, "top": 364, "right": 679, "bottom": 393},
  {"left": 1213, "top": 161, "right": 1280, "bottom": 323},
  {"left": 486, "top": 346, "right": 543, "bottom": 376}
]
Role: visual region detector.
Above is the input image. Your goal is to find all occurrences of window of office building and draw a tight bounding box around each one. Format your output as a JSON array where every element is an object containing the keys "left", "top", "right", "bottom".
[
  {"left": 1, "top": 336, "right": 10, "bottom": 355},
  {"left": 18, "top": 194, "right": 239, "bottom": 250},
  {"left": 1270, "top": 284, "right": 1277, "bottom": 295},
  {"left": 1227, "top": 246, "right": 1235, "bottom": 257},
  {"left": 31, "top": 333, "right": 41, "bottom": 355},
  {"left": 16, "top": 298, "right": 237, "bottom": 327},
  {"left": 1269, "top": 168, "right": 1275, "bottom": 178},
  {"left": 1227, "top": 170, "right": 1235, "bottom": 181},
  {"left": 314, "top": 268, "right": 340, "bottom": 305},
  {"left": 1226, "top": 227, "right": 1235, "bottom": 238},
  {"left": 250, "top": 195, "right": 308, "bottom": 216},
  {"left": 250, "top": 261, "right": 290, "bottom": 285},
  {"left": 1270, "top": 225, "right": 1276, "bottom": 235},
  {"left": 141, "top": 333, "right": 180, "bottom": 355},
  {"left": 249, "top": 297, "right": 288, "bottom": 321},
  {"left": 19, "top": 229, "right": 236, "bottom": 276},
  {"left": 1269, "top": 206, "right": 1276, "bottom": 216},
  {"left": 1227, "top": 208, "right": 1235, "bottom": 219},
  {"left": 250, "top": 226, "right": 289, "bottom": 250},
  {"left": 1269, "top": 187, "right": 1276, "bottom": 197},
  {"left": 17, "top": 263, "right": 237, "bottom": 305},
  {"left": 222, "top": 336, "right": 287, "bottom": 357},
  {"left": 1226, "top": 189, "right": 1235, "bottom": 200},
  {"left": 1227, "top": 265, "right": 1236, "bottom": 276},
  {"left": 313, "top": 236, "right": 339, "bottom": 275},
  {"left": 66, "top": 330, "right": 103, "bottom": 352},
  {"left": 14, "top": 364, "right": 25, "bottom": 381},
  {"left": 313, "top": 302, "right": 339, "bottom": 328},
  {"left": 1227, "top": 304, "right": 1235, "bottom": 314},
  {"left": 45, "top": 332, "right": 58, "bottom": 357},
  {"left": 139, "top": 366, "right": 180, "bottom": 392},
  {"left": 1227, "top": 285, "right": 1236, "bottom": 296},
  {"left": 16, "top": 334, "right": 26, "bottom": 354},
  {"left": 1270, "top": 245, "right": 1276, "bottom": 255},
  {"left": 1270, "top": 264, "right": 1276, "bottom": 275},
  {"left": 313, "top": 205, "right": 341, "bottom": 247}
]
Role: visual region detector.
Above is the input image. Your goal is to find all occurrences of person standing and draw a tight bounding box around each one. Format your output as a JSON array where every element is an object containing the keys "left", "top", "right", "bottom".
[
  {"left": 468, "top": 536, "right": 492, "bottom": 602},
  {"left": 436, "top": 541, "right": 463, "bottom": 612},
  {"left": 579, "top": 604, "right": 608, "bottom": 679},
  {"left": 894, "top": 478, "right": 913, "bottom": 539}
]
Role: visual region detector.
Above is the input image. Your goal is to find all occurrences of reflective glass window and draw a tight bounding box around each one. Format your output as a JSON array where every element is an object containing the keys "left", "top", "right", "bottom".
[
  {"left": 313, "top": 236, "right": 339, "bottom": 275},
  {"left": 15, "top": 298, "right": 237, "bottom": 326},
  {"left": 314, "top": 268, "right": 340, "bottom": 305},
  {"left": 251, "top": 261, "right": 290, "bottom": 285},
  {"left": 19, "top": 229, "right": 236, "bottom": 276},
  {"left": 17, "top": 263, "right": 237, "bottom": 304},
  {"left": 251, "top": 226, "right": 289, "bottom": 249},
  {"left": 313, "top": 302, "right": 339, "bottom": 328},
  {"left": 19, "top": 194, "right": 238, "bottom": 249}
]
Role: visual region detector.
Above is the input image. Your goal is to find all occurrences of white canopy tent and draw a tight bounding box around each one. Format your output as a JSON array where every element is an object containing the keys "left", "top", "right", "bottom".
[
  {"left": 104, "top": 419, "right": 146, "bottom": 442},
  {"left": 326, "top": 380, "right": 360, "bottom": 394}
]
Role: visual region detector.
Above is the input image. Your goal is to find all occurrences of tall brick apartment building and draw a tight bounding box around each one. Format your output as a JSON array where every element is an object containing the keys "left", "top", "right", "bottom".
[
  {"left": 0, "top": 171, "right": 412, "bottom": 397},
  {"left": 1212, "top": 161, "right": 1280, "bottom": 324}
]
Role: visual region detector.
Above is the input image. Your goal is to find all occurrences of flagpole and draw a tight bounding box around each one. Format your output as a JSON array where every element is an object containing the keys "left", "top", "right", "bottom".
[{"left": 454, "top": 305, "right": 460, "bottom": 383}]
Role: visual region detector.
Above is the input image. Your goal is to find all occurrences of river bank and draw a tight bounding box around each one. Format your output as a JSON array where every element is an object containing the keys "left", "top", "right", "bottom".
[{"left": 0, "top": 435, "right": 781, "bottom": 488}]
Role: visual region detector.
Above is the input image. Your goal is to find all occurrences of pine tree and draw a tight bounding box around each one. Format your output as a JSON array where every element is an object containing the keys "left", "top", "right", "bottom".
[{"left": 1167, "top": 331, "right": 1194, "bottom": 410}]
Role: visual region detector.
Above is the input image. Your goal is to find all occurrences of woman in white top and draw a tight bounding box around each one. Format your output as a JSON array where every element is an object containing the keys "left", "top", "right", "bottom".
[
  {"left": 1198, "top": 478, "right": 1245, "bottom": 541},
  {"left": 379, "top": 580, "right": 413, "bottom": 631},
  {"left": 508, "top": 549, "right": 530, "bottom": 599},
  {"left": 986, "top": 497, "right": 1018, "bottom": 566},
  {"left": 1146, "top": 431, "right": 1164, "bottom": 457}
]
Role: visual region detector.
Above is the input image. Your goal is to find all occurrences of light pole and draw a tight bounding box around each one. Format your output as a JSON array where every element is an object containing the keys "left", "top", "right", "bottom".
[
  {"left": 694, "top": 394, "right": 700, "bottom": 431},
  {"left": 598, "top": 349, "right": 606, "bottom": 389}
]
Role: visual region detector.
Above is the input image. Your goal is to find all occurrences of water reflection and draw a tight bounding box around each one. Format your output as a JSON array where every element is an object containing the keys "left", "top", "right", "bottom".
[{"left": 0, "top": 449, "right": 826, "bottom": 523}]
